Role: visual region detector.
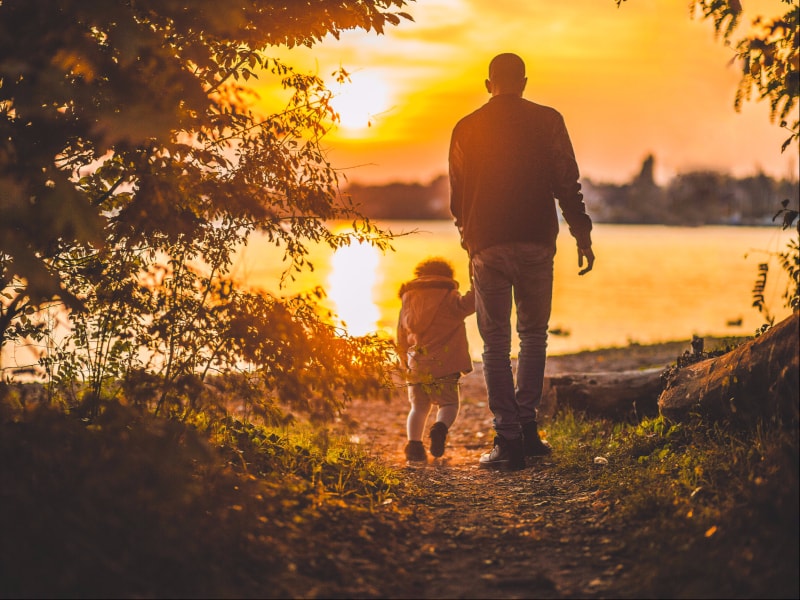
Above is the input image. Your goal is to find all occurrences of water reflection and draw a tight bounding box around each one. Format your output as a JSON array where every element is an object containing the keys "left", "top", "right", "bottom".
[
  {"left": 327, "top": 241, "right": 381, "bottom": 336},
  {"left": 235, "top": 222, "right": 793, "bottom": 357}
]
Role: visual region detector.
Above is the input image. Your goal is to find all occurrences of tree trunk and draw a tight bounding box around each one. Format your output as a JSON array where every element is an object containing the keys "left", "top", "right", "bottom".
[
  {"left": 658, "top": 312, "right": 799, "bottom": 425},
  {"left": 540, "top": 367, "right": 664, "bottom": 421}
]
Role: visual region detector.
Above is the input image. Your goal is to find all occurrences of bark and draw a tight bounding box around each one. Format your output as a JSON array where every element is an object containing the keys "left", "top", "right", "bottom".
[
  {"left": 658, "top": 312, "right": 799, "bottom": 425},
  {"left": 540, "top": 368, "right": 664, "bottom": 421},
  {"left": 538, "top": 312, "right": 799, "bottom": 425}
]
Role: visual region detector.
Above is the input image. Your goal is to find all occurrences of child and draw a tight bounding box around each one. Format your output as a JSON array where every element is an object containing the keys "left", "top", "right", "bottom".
[{"left": 396, "top": 257, "right": 475, "bottom": 462}]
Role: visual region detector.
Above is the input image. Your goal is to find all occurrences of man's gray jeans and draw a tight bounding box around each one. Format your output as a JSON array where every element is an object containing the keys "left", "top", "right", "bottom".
[{"left": 472, "top": 241, "right": 555, "bottom": 440}]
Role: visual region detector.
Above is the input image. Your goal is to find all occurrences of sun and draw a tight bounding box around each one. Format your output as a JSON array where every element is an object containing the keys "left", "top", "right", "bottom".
[{"left": 328, "top": 71, "right": 391, "bottom": 133}]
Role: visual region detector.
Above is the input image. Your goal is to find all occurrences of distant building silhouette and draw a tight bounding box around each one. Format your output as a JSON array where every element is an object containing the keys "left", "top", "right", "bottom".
[{"left": 343, "top": 156, "right": 798, "bottom": 225}]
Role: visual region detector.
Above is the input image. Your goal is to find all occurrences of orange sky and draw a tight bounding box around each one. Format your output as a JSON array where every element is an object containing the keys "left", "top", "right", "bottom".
[{"left": 255, "top": 0, "right": 798, "bottom": 186}]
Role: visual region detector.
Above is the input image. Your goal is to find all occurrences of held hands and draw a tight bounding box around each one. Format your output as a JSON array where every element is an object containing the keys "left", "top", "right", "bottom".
[{"left": 578, "top": 245, "right": 595, "bottom": 276}]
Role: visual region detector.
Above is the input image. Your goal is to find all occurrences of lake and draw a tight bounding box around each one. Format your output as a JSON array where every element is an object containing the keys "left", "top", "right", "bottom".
[{"left": 235, "top": 222, "right": 796, "bottom": 360}]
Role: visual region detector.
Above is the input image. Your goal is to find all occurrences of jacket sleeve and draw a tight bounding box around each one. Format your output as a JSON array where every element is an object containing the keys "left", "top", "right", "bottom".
[
  {"left": 457, "top": 288, "right": 476, "bottom": 318},
  {"left": 550, "top": 114, "right": 593, "bottom": 248},
  {"left": 396, "top": 313, "right": 409, "bottom": 368},
  {"left": 448, "top": 124, "right": 465, "bottom": 229}
]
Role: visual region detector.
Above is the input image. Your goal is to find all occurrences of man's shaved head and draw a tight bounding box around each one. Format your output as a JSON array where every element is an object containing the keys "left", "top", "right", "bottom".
[{"left": 488, "top": 53, "right": 526, "bottom": 88}]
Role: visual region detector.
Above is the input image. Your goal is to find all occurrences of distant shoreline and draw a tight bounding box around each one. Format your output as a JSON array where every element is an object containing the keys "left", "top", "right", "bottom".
[
  {"left": 468, "top": 334, "right": 751, "bottom": 376},
  {"left": 369, "top": 218, "right": 781, "bottom": 227}
]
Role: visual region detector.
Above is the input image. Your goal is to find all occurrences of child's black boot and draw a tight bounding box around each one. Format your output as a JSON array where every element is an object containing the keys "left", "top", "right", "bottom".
[
  {"left": 429, "top": 421, "right": 448, "bottom": 458},
  {"left": 404, "top": 440, "right": 427, "bottom": 462}
]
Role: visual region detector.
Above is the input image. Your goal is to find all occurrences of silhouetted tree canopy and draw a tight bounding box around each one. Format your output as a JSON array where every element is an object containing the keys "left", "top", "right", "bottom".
[
  {"left": 0, "top": 0, "right": 411, "bottom": 419},
  {"left": 0, "top": 0, "right": 410, "bottom": 303}
]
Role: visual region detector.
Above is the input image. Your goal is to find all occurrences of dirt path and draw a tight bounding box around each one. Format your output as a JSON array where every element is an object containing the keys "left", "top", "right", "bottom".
[{"left": 341, "top": 347, "right": 687, "bottom": 598}]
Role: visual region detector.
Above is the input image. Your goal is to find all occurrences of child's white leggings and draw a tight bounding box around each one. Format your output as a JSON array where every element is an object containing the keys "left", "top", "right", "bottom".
[{"left": 406, "top": 376, "right": 460, "bottom": 441}]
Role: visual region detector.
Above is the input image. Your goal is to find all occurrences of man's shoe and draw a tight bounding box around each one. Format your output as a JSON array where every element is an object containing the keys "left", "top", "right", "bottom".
[
  {"left": 479, "top": 435, "right": 525, "bottom": 471},
  {"left": 522, "top": 420, "right": 553, "bottom": 457},
  {"left": 429, "top": 421, "right": 448, "bottom": 458},
  {"left": 404, "top": 440, "right": 427, "bottom": 462}
]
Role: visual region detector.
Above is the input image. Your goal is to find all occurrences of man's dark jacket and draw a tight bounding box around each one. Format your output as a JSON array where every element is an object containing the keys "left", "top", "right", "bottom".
[{"left": 449, "top": 93, "right": 592, "bottom": 256}]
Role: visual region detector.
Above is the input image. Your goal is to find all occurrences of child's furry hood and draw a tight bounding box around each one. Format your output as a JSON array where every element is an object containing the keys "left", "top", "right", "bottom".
[{"left": 398, "top": 275, "right": 458, "bottom": 298}]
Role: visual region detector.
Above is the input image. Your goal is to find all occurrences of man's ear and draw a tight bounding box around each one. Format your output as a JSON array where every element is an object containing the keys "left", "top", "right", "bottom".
[
  {"left": 520, "top": 77, "right": 528, "bottom": 93},
  {"left": 485, "top": 79, "right": 492, "bottom": 94}
]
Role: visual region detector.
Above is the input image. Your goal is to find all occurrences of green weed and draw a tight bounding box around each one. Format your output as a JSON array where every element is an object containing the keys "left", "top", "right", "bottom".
[
  {"left": 548, "top": 408, "right": 799, "bottom": 597},
  {"left": 0, "top": 400, "right": 412, "bottom": 598}
]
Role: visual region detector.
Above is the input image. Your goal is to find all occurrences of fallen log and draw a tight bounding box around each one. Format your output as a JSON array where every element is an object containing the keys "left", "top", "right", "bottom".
[
  {"left": 540, "top": 367, "right": 664, "bottom": 421},
  {"left": 658, "top": 312, "right": 799, "bottom": 425}
]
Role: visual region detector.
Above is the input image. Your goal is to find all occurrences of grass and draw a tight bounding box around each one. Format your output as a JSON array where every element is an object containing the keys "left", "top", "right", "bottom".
[
  {"left": 0, "top": 400, "right": 413, "bottom": 598},
  {"left": 1, "top": 389, "right": 797, "bottom": 598},
  {"left": 547, "top": 408, "right": 799, "bottom": 598}
]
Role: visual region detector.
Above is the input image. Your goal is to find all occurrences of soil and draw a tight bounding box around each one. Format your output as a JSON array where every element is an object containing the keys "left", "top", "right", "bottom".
[
  {"left": 4, "top": 336, "right": 790, "bottom": 598},
  {"left": 337, "top": 343, "right": 691, "bottom": 599}
]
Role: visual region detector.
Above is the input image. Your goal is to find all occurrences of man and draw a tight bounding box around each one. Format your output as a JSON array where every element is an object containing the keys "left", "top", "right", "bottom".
[{"left": 449, "top": 52, "right": 595, "bottom": 471}]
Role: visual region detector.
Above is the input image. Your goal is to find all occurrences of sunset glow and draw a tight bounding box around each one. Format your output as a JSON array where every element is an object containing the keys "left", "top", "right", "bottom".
[
  {"left": 260, "top": 0, "right": 796, "bottom": 186},
  {"left": 238, "top": 0, "right": 800, "bottom": 342},
  {"left": 328, "top": 71, "right": 392, "bottom": 134},
  {"left": 327, "top": 240, "right": 382, "bottom": 336}
]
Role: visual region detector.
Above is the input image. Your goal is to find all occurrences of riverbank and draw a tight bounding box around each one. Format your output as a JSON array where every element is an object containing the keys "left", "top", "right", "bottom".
[
  {"left": 2, "top": 335, "right": 795, "bottom": 599},
  {"left": 347, "top": 335, "right": 747, "bottom": 468},
  {"left": 337, "top": 334, "right": 797, "bottom": 599}
]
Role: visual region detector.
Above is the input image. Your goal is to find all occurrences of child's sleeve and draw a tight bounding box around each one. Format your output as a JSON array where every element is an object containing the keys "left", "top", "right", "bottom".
[
  {"left": 457, "top": 288, "right": 476, "bottom": 317},
  {"left": 396, "top": 314, "right": 409, "bottom": 367}
]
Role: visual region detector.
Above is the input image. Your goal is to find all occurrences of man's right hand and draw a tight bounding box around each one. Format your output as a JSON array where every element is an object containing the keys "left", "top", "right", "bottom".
[
  {"left": 578, "top": 245, "right": 595, "bottom": 275},
  {"left": 458, "top": 226, "right": 468, "bottom": 251}
]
